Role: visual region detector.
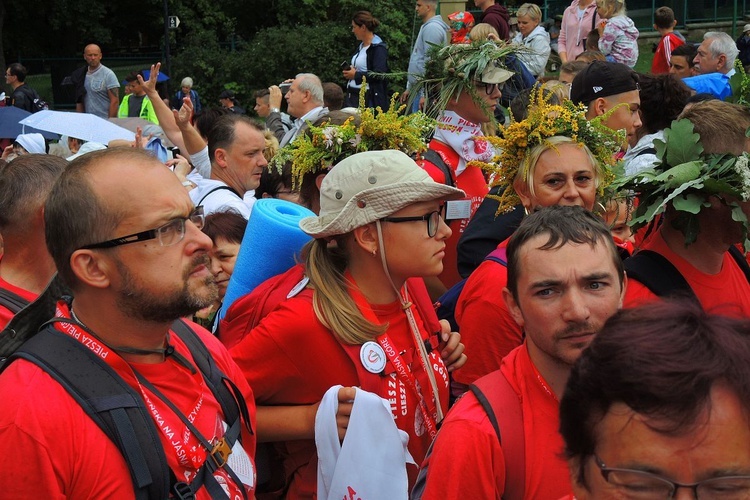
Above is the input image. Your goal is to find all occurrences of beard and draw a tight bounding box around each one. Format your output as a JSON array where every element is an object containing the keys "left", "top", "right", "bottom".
[{"left": 115, "top": 254, "right": 218, "bottom": 323}]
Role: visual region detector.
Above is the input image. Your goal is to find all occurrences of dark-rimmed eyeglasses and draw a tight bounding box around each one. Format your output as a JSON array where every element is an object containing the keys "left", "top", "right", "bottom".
[
  {"left": 81, "top": 206, "right": 205, "bottom": 249},
  {"left": 381, "top": 208, "right": 444, "bottom": 238},
  {"left": 595, "top": 455, "right": 750, "bottom": 499},
  {"left": 478, "top": 82, "right": 499, "bottom": 95}
]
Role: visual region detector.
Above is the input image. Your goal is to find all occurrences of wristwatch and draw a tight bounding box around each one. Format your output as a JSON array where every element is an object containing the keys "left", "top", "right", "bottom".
[{"left": 271, "top": 107, "right": 280, "bottom": 114}]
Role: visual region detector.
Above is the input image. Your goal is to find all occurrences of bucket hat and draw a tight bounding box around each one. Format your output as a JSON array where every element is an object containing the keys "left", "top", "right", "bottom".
[{"left": 299, "top": 150, "right": 465, "bottom": 238}]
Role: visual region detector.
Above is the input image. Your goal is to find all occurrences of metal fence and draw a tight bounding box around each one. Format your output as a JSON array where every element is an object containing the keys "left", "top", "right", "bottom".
[
  {"left": 543, "top": 0, "right": 749, "bottom": 33},
  {"left": 11, "top": 54, "right": 162, "bottom": 110}
]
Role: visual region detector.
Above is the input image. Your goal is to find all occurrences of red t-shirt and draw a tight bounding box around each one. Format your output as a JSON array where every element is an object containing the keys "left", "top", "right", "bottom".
[
  {"left": 624, "top": 231, "right": 750, "bottom": 317},
  {"left": 229, "top": 283, "right": 450, "bottom": 499},
  {"left": 418, "top": 344, "right": 572, "bottom": 499},
  {"left": 453, "top": 238, "right": 522, "bottom": 388},
  {"left": 0, "top": 312, "right": 257, "bottom": 499},
  {"left": 651, "top": 32, "right": 685, "bottom": 74},
  {"left": 0, "top": 273, "right": 37, "bottom": 329},
  {"left": 419, "top": 139, "right": 489, "bottom": 288}
]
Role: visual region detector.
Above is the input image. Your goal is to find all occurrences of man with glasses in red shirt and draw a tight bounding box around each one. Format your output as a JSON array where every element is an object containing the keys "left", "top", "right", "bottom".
[
  {"left": 560, "top": 300, "right": 750, "bottom": 500},
  {"left": 0, "top": 148, "right": 257, "bottom": 498}
]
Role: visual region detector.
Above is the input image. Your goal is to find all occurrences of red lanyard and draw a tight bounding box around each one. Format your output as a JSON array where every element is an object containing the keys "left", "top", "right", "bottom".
[
  {"left": 53, "top": 302, "right": 210, "bottom": 474},
  {"left": 346, "top": 279, "right": 441, "bottom": 440}
]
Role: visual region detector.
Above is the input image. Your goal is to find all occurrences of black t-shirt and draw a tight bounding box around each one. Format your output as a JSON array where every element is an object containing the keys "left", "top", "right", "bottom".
[{"left": 128, "top": 94, "right": 146, "bottom": 117}]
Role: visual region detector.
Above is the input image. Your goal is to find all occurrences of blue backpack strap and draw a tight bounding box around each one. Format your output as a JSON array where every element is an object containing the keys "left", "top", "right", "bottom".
[
  {"left": 469, "top": 370, "right": 525, "bottom": 499},
  {"left": 436, "top": 246, "right": 507, "bottom": 332},
  {"left": 485, "top": 247, "right": 507, "bottom": 266}
]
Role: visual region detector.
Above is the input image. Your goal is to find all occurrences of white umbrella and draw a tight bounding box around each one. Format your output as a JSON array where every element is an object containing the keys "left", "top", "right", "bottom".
[
  {"left": 20, "top": 110, "right": 135, "bottom": 144},
  {"left": 109, "top": 117, "right": 174, "bottom": 147}
]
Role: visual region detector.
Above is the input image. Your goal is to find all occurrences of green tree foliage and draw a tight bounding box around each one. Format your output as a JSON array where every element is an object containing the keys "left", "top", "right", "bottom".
[
  {"left": 3, "top": 0, "right": 421, "bottom": 114},
  {"left": 171, "top": 0, "right": 417, "bottom": 113}
]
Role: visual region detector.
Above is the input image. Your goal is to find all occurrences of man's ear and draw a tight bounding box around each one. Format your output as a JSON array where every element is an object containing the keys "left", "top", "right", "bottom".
[
  {"left": 315, "top": 173, "right": 326, "bottom": 190},
  {"left": 717, "top": 54, "right": 727, "bottom": 72},
  {"left": 502, "top": 287, "right": 525, "bottom": 329},
  {"left": 69, "top": 250, "right": 112, "bottom": 289},
  {"left": 592, "top": 97, "right": 607, "bottom": 117},
  {"left": 214, "top": 148, "right": 229, "bottom": 169}
]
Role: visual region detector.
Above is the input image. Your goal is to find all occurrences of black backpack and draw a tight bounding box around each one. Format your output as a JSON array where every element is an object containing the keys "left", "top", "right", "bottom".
[
  {"left": 0, "top": 278, "right": 253, "bottom": 500},
  {"left": 625, "top": 246, "right": 750, "bottom": 299},
  {"left": 19, "top": 85, "right": 49, "bottom": 113},
  {"left": 0, "top": 288, "right": 29, "bottom": 315}
]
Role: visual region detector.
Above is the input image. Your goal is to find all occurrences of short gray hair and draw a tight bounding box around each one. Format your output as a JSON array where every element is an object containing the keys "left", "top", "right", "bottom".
[
  {"left": 704, "top": 31, "right": 739, "bottom": 70},
  {"left": 295, "top": 73, "right": 324, "bottom": 105},
  {"left": 181, "top": 76, "right": 193, "bottom": 88}
]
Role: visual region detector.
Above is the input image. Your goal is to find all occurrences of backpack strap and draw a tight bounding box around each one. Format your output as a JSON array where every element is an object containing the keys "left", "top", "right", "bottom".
[
  {"left": 623, "top": 250, "right": 697, "bottom": 300},
  {"left": 5, "top": 326, "right": 170, "bottom": 500},
  {"left": 198, "top": 186, "right": 241, "bottom": 206},
  {"left": 422, "top": 148, "right": 456, "bottom": 187},
  {"left": 4, "top": 320, "right": 252, "bottom": 499},
  {"left": 168, "top": 320, "right": 251, "bottom": 499},
  {"left": 0, "top": 288, "right": 30, "bottom": 315},
  {"left": 634, "top": 147, "right": 657, "bottom": 158},
  {"left": 171, "top": 319, "right": 252, "bottom": 437},
  {"left": 469, "top": 370, "right": 525, "bottom": 499},
  {"left": 435, "top": 246, "right": 508, "bottom": 333},
  {"left": 485, "top": 247, "right": 507, "bottom": 266},
  {"left": 728, "top": 245, "right": 750, "bottom": 284}
]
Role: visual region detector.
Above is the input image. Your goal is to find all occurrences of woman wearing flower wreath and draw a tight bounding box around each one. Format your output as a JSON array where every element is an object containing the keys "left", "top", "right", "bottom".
[
  {"left": 227, "top": 149, "right": 467, "bottom": 498},
  {"left": 451, "top": 90, "right": 624, "bottom": 393}
]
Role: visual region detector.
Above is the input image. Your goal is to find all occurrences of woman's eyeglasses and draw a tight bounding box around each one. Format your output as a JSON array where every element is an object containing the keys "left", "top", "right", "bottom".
[{"left": 381, "top": 208, "right": 444, "bottom": 238}]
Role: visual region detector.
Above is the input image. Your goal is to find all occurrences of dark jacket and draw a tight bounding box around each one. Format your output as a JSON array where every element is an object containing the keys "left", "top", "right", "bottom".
[
  {"left": 172, "top": 89, "right": 202, "bottom": 115},
  {"left": 481, "top": 4, "right": 511, "bottom": 41},
  {"left": 738, "top": 34, "right": 750, "bottom": 67},
  {"left": 353, "top": 36, "right": 390, "bottom": 110}
]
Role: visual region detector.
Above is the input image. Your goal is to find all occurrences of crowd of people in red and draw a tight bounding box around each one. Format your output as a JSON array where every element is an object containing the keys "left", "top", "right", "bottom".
[{"left": 2, "top": 0, "right": 750, "bottom": 498}]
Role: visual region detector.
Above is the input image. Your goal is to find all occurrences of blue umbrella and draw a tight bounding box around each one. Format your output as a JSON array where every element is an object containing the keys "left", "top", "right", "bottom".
[
  {"left": 0, "top": 106, "right": 59, "bottom": 140},
  {"left": 141, "top": 69, "right": 169, "bottom": 82}
]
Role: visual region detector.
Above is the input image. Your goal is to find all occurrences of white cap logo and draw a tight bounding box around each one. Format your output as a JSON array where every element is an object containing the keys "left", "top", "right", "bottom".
[{"left": 593, "top": 86, "right": 603, "bottom": 93}]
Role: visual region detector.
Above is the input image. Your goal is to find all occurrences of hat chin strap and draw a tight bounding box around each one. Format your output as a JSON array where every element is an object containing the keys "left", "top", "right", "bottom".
[
  {"left": 374, "top": 220, "right": 445, "bottom": 423},
  {"left": 375, "top": 220, "right": 408, "bottom": 308}
]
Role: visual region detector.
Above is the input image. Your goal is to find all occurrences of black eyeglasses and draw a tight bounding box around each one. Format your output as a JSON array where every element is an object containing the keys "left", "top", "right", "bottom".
[
  {"left": 595, "top": 455, "right": 750, "bottom": 499},
  {"left": 381, "top": 208, "right": 444, "bottom": 238},
  {"left": 81, "top": 206, "right": 205, "bottom": 249},
  {"left": 478, "top": 82, "right": 499, "bottom": 95}
]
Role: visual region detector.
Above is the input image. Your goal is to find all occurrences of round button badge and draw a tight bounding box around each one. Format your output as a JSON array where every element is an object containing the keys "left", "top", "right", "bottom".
[{"left": 359, "top": 341, "right": 386, "bottom": 374}]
